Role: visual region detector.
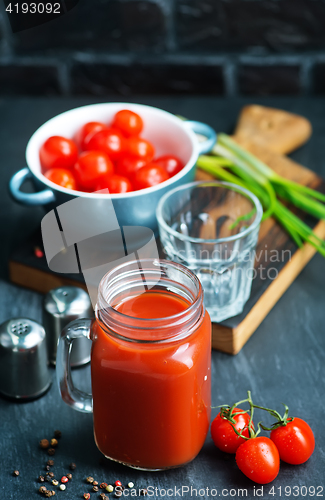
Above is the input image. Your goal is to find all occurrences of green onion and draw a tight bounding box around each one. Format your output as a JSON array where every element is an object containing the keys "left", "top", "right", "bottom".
[{"left": 197, "top": 133, "right": 325, "bottom": 257}]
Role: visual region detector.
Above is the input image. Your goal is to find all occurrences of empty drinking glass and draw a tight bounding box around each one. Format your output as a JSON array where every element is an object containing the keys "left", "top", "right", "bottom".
[{"left": 156, "top": 181, "right": 263, "bottom": 322}]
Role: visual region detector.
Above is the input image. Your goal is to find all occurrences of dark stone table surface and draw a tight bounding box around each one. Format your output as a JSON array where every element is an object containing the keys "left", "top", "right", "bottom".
[{"left": 0, "top": 96, "right": 324, "bottom": 500}]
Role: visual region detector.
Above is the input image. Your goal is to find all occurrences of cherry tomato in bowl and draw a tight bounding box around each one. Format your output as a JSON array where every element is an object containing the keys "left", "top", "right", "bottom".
[
  {"left": 95, "top": 174, "right": 132, "bottom": 194},
  {"left": 112, "top": 109, "right": 143, "bottom": 137},
  {"left": 211, "top": 408, "right": 252, "bottom": 454},
  {"left": 133, "top": 164, "right": 169, "bottom": 190},
  {"left": 40, "top": 136, "right": 78, "bottom": 172},
  {"left": 44, "top": 168, "right": 77, "bottom": 190},
  {"left": 85, "top": 128, "right": 125, "bottom": 162},
  {"left": 74, "top": 121, "right": 107, "bottom": 151},
  {"left": 153, "top": 155, "right": 184, "bottom": 177},
  {"left": 115, "top": 155, "right": 147, "bottom": 178},
  {"left": 73, "top": 151, "right": 114, "bottom": 191},
  {"left": 126, "top": 137, "right": 155, "bottom": 162},
  {"left": 270, "top": 417, "right": 315, "bottom": 465}
]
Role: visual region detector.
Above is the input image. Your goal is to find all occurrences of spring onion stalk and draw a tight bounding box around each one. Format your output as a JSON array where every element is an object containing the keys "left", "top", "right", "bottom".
[{"left": 197, "top": 134, "right": 325, "bottom": 256}]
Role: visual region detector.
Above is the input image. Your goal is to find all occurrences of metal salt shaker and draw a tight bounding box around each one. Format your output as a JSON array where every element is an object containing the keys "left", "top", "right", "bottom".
[
  {"left": 43, "top": 286, "right": 93, "bottom": 367},
  {"left": 0, "top": 318, "right": 51, "bottom": 400}
]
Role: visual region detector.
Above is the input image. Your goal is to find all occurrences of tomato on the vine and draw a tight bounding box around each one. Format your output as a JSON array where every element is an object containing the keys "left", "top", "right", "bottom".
[
  {"left": 126, "top": 136, "right": 155, "bottom": 162},
  {"left": 73, "top": 151, "right": 114, "bottom": 190},
  {"left": 115, "top": 155, "right": 147, "bottom": 178},
  {"left": 95, "top": 174, "right": 132, "bottom": 194},
  {"left": 133, "top": 164, "right": 169, "bottom": 190},
  {"left": 153, "top": 155, "right": 184, "bottom": 177},
  {"left": 211, "top": 408, "right": 251, "bottom": 454},
  {"left": 236, "top": 436, "right": 280, "bottom": 484},
  {"left": 44, "top": 168, "right": 77, "bottom": 190},
  {"left": 270, "top": 418, "right": 315, "bottom": 465},
  {"left": 40, "top": 136, "right": 78, "bottom": 172},
  {"left": 75, "top": 121, "right": 107, "bottom": 151},
  {"left": 112, "top": 109, "right": 143, "bottom": 137},
  {"left": 86, "top": 128, "right": 126, "bottom": 161}
]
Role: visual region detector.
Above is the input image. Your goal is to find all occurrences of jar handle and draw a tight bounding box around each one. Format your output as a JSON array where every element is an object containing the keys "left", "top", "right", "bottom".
[{"left": 56, "top": 318, "right": 95, "bottom": 413}]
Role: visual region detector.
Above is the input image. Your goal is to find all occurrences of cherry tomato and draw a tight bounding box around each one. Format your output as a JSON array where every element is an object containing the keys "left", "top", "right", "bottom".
[
  {"left": 133, "top": 164, "right": 169, "bottom": 190},
  {"left": 74, "top": 121, "right": 107, "bottom": 151},
  {"left": 40, "top": 136, "right": 78, "bottom": 172},
  {"left": 115, "top": 155, "right": 147, "bottom": 178},
  {"left": 153, "top": 155, "right": 184, "bottom": 177},
  {"left": 270, "top": 418, "right": 315, "bottom": 465},
  {"left": 73, "top": 151, "right": 114, "bottom": 190},
  {"left": 112, "top": 109, "right": 143, "bottom": 137},
  {"left": 236, "top": 437, "right": 280, "bottom": 485},
  {"left": 85, "top": 128, "right": 125, "bottom": 162},
  {"left": 211, "top": 408, "right": 252, "bottom": 454},
  {"left": 126, "top": 137, "right": 155, "bottom": 162},
  {"left": 95, "top": 174, "right": 132, "bottom": 194},
  {"left": 44, "top": 168, "right": 77, "bottom": 190}
]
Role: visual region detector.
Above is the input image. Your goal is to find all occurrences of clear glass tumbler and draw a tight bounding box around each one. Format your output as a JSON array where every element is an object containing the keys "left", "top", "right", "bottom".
[{"left": 156, "top": 181, "right": 263, "bottom": 323}]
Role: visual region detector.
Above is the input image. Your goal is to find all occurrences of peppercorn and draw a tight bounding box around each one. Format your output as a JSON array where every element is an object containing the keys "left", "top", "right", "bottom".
[
  {"left": 93, "top": 481, "right": 98, "bottom": 486},
  {"left": 45, "top": 465, "right": 51, "bottom": 471},
  {"left": 140, "top": 489, "right": 148, "bottom": 496},
  {"left": 86, "top": 476, "right": 94, "bottom": 484},
  {"left": 99, "top": 494, "right": 108, "bottom": 500},
  {"left": 52, "top": 480, "right": 59, "bottom": 486},
  {"left": 93, "top": 485, "right": 99, "bottom": 492},
  {"left": 50, "top": 438, "right": 58, "bottom": 448},
  {"left": 115, "top": 492, "right": 122, "bottom": 498},
  {"left": 128, "top": 482, "right": 134, "bottom": 488},
  {"left": 51, "top": 492, "right": 56, "bottom": 497},
  {"left": 39, "top": 485, "right": 47, "bottom": 493},
  {"left": 45, "top": 491, "right": 53, "bottom": 498},
  {"left": 48, "top": 448, "right": 55, "bottom": 456},
  {"left": 40, "top": 439, "right": 50, "bottom": 449},
  {"left": 66, "top": 473, "right": 72, "bottom": 480},
  {"left": 106, "top": 485, "right": 114, "bottom": 493},
  {"left": 13, "top": 470, "right": 19, "bottom": 476},
  {"left": 100, "top": 483, "right": 108, "bottom": 489},
  {"left": 83, "top": 494, "right": 90, "bottom": 500},
  {"left": 47, "top": 472, "right": 54, "bottom": 478},
  {"left": 47, "top": 460, "right": 54, "bottom": 467},
  {"left": 61, "top": 476, "right": 68, "bottom": 484},
  {"left": 45, "top": 475, "right": 52, "bottom": 482},
  {"left": 69, "top": 462, "right": 76, "bottom": 470},
  {"left": 114, "top": 480, "right": 122, "bottom": 487},
  {"left": 54, "top": 430, "right": 62, "bottom": 439},
  {"left": 39, "top": 475, "right": 45, "bottom": 482},
  {"left": 59, "top": 484, "right": 66, "bottom": 491}
]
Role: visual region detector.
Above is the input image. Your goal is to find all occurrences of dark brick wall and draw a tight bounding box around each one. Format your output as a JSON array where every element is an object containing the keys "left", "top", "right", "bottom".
[{"left": 0, "top": 0, "right": 325, "bottom": 96}]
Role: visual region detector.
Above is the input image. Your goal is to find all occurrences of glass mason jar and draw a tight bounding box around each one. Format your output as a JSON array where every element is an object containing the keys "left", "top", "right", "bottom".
[{"left": 56, "top": 259, "right": 211, "bottom": 471}]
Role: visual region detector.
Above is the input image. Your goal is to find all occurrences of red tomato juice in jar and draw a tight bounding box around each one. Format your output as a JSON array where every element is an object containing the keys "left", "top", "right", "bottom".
[{"left": 57, "top": 259, "right": 211, "bottom": 471}]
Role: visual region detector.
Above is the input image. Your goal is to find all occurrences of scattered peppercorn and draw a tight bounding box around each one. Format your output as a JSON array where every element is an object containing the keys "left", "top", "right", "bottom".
[
  {"left": 45, "top": 491, "right": 53, "bottom": 498},
  {"left": 66, "top": 473, "right": 72, "bottom": 480},
  {"left": 59, "top": 484, "right": 66, "bottom": 491},
  {"left": 115, "top": 492, "right": 122, "bottom": 498},
  {"left": 39, "top": 485, "right": 47, "bottom": 494},
  {"left": 51, "top": 491, "right": 56, "bottom": 497},
  {"left": 50, "top": 438, "right": 58, "bottom": 448},
  {"left": 100, "top": 483, "right": 108, "bottom": 489},
  {"left": 99, "top": 494, "right": 108, "bottom": 500},
  {"left": 40, "top": 439, "right": 50, "bottom": 449},
  {"left": 52, "top": 480, "right": 59, "bottom": 486},
  {"left": 83, "top": 494, "right": 90, "bottom": 500},
  {"left": 13, "top": 470, "right": 19, "bottom": 476},
  {"left": 39, "top": 475, "right": 45, "bottom": 483},
  {"left": 69, "top": 463, "right": 76, "bottom": 470},
  {"left": 140, "top": 489, "right": 148, "bottom": 496},
  {"left": 86, "top": 476, "right": 94, "bottom": 484},
  {"left": 47, "top": 460, "right": 54, "bottom": 467},
  {"left": 45, "top": 465, "right": 51, "bottom": 471},
  {"left": 128, "top": 482, "right": 134, "bottom": 488},
  {"left": 93, "top": 481, "right": 98, "bottom": 486},
  {"left": 47, "top": 472, "right": 54, "bottom": 478},
  {"left": 54, "top": 430, "right": 62, "bottom": 439},
  {"left": 48, "top": 448, "right": 55, "bottom": 456},
  {"left": 92, "top": 485, "right": 99, "bottom": 492},
  {"left": 106, "top": 485, "right": 114, "bottom": 493},
  {"left": 45, "top": 475, "right": 52, "bottom": 482},
  {"left": 114, "top": 480, "right": 122, "bottom": 487},
  {"left": 61, "top": 476, "right": 68, "bottom": 484}
]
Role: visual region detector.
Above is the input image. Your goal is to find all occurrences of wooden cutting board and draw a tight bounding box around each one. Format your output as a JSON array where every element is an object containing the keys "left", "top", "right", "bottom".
[{"left": 9, "top": 106, "right": 325, "bottom": 355}]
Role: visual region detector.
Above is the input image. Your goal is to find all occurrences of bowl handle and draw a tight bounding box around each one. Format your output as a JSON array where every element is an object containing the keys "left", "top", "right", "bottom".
[
  {"left": 184, "top": 120, "right": 217, "bottom": 155},
  {"left": 9, "top": 168, "right": 56, "bottom": 206}
]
